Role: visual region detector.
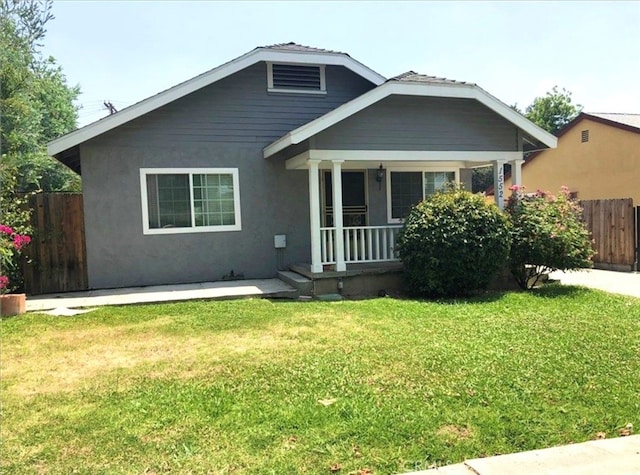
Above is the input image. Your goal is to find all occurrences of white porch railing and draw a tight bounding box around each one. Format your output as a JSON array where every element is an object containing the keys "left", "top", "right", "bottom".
[{"left": 320, "top": 225, "right": 403, "bottom": 265}]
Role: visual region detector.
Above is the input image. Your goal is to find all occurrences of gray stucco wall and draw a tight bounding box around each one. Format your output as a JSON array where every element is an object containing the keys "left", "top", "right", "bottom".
[
  {"left": 81, "top": 63, "right": 375, "bottom": 289},
  {"left": 314, "top": 95, "right": 520, "bottom": 151}
]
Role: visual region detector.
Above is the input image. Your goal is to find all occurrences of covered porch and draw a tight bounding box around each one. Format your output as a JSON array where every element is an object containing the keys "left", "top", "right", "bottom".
[
  {"left": 289, "top": 150, "right": 523, "bottom": 273},
  {"left": 264, "top": 74, "right": 555, "bottom": 275}
]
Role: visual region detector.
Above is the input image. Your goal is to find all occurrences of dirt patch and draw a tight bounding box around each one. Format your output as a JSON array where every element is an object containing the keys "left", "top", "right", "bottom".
[
  {"left": 436, "top": 424, "right": 474, "bottom": 440},
  {"left": 1, "top": 312, "right": 362, "bottom": 397}
]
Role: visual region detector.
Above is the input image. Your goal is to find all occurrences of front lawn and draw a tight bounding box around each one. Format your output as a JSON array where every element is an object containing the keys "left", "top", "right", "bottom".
[{"left": 1, "top": 286, "right": 639, "bottom": 474}]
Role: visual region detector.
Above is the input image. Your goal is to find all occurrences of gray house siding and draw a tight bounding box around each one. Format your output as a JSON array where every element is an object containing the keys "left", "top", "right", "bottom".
[
  {"left": 80, "top": 63, "right": 375, "bottom": 289},
  {"left": 314, "top": 96, "right": 520, "bottom": 151},
  {"left": 93, "top": 63, "right": 375, "bottom": 146}
]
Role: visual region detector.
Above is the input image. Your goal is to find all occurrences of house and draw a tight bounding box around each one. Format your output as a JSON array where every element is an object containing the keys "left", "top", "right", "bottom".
[
  {"left": 47, "top": 43, "right": 556, "bottom": 291},
  {"left": 503, "top": 112, "right": 640, "bottom": 203}
]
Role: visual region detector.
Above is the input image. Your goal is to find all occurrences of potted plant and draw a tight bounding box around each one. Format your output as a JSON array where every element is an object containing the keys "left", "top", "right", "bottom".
[{"left": 0, "top": 224, "right": 31, "bottom": 316}]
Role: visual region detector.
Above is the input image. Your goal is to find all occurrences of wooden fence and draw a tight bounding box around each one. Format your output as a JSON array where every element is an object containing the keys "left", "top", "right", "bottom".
[
  {"left": 23, "top": 193, "right": 88, "bottom": 295},
  {"left": 581, "top": 198, "right": 637, "bottom": 271}
]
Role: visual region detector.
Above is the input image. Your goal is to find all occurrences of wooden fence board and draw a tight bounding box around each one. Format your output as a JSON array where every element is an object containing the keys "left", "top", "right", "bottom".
[
  {"left": 581, "top": 198, "right": 635, "bottom": 270},
  {"left": 23, "top": 193, "right": 88, "bottom": 295}
]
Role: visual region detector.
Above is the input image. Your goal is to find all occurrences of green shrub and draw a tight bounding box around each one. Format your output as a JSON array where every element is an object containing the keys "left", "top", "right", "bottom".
[
  {"left": 396, "top": 187, "right": 511, "bottom": 297},
  {"left": 505, "top": 186, "right": 594, "bottom": 289}
]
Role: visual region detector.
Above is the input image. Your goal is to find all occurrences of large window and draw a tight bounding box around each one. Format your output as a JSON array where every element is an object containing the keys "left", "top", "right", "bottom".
[
  {"left": 387, "top": 170, "right": 457, "bottom": 222},
  {"left": 140, "top": 168, "right": 241, "bottom": 234},
  {"left": 267, "top": 63, "right": 326, "bottom": 94}
]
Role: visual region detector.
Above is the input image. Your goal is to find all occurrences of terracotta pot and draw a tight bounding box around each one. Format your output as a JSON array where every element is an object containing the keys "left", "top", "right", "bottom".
[{"left": 0, "top": 293, "right": 26, "bottom": 316}]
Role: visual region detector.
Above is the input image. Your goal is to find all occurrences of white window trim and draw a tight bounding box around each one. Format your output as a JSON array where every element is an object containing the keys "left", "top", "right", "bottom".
[
  {"left": 266, "top": 62, "right": 327, "bottom": 95},
  {"left": 140, "top": 167, "right": 242, "bottom": 235},
  {"left": 386, "top": 167, "right": 460, "bottom": 224}
]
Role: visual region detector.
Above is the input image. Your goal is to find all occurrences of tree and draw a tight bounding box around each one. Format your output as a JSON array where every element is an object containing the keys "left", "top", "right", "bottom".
[
  {"left": 524, "top": 86, "right": 582, "bottom": 135},
  {"left": 1, "top": 0, "right": 81, "bottom": 193}
]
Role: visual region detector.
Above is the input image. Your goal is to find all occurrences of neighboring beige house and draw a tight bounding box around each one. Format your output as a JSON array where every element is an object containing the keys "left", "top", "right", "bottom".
[{"left": 502, "top": 112, "right": 640, "bottom": 203}]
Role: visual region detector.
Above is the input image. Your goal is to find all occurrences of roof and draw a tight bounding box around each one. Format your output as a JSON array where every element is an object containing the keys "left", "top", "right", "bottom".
[
  {"left": 390, "top": 71, "right": 474, "bottom": 86},
  {"left": 260, "top": 42, "right": 347, "bottom": 55},
  {"left": 588, "top": 112, "right": 640, "bottom": 130},
  {"left": 264, "top": 73, "right": 557, "bottom": 158},
  {"left": 47, "top": 43, "right": 385, "bottom": 163}
]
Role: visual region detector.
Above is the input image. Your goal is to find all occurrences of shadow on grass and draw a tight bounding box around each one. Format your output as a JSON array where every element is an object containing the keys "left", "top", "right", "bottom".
[{"left": 528, "top": 282, "right": 589, "bottom": 299}]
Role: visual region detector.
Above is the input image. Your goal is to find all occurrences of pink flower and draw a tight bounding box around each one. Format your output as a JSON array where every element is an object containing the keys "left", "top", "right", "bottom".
[
  {"left": 0, "top": 224, "right": 14, "bottom": 235},
  {"left": 13, "top": 234, "right": 31, "bottom": 251},
  {"left": 0, "top": 275, "right": 9, "bottom": 289},
  {"left": 509, "top": 185, "right": 521, "bottom": 192}
]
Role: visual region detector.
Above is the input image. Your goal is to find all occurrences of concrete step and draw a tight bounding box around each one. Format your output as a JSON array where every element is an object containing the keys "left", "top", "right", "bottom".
[{"left": 277, "top": 270, "right": 313, "bottom": 295}]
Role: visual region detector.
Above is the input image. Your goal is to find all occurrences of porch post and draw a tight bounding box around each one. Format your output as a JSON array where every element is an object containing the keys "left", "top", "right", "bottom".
[
  {"left": 308, "top": 160, "right": 323, "bottom": 273},
  {"left": 332, "top": 160, "right": 346, "bottom": 272},
  {"left": 492, "top": 159, "right": 506, "bottom": 210},
  {"left": 510, "top": 158, "right": 524, "bottom": 188}
]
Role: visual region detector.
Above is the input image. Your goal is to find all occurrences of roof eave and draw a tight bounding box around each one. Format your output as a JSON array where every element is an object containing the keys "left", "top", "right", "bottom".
[{"left": 47, "top": 48, "right": 386, "bottom": 157}]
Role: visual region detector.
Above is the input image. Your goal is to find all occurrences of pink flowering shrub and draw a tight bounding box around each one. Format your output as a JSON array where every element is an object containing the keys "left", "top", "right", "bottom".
[
  {"left": 505, "top": 186, "right": 594, "bottom": 289},
  {"left": 0, "top": 224, "right": 31, "bottom": 293}
]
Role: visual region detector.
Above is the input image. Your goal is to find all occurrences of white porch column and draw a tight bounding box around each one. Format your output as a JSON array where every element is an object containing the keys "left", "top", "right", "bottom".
[
  {"left": 510, "top": 158, "right": 525, "bottom": 188},
  {"left": 332, "top": 160, "right": 346, "bottom": 272},
  {"left": 493, "top": 160, "right": 506, "bottom": 210},
  {"left": 308, "top": 160, "right": 323, "bottom": 273}
]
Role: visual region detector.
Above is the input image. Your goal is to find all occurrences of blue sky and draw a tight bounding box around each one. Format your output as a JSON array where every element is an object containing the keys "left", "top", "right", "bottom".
[{"left": 43, "top": 1, "right": 640, "bottom": 127}]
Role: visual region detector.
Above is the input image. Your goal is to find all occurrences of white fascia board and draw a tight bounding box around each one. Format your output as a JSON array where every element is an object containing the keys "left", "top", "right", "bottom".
[
  {"left": 264, "top": 81, "right": 558, "bottom": 158},
  {"left": 47, "top": 49, "right": 385, "bottom": 157},
  {"left": 284, "top": 149, "right": 523, "bottom": 169}
]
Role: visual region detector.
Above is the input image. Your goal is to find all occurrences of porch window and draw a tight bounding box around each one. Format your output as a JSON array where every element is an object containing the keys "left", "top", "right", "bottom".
[
  {"left": 140, "top": 168, "right": 241, "bottom": 234},
  {"left": 388, "top": 170, "right": 456, "bottom": 222}
]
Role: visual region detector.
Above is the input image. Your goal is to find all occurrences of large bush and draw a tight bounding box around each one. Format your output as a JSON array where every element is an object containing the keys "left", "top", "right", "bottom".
[
  {"left": 505, "top": 186, "right": 594, "bottom": 289},
  {"left": 396, "top": 187, "right": 511, "bottom": 297}
]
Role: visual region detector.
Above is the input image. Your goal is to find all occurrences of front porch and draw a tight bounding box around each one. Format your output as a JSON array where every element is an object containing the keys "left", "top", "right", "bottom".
[
  {"left": 295, "top": 151, "right": 523, "bottom": 274},
  {"left": 263, "top": 80, "right": 555, "bottom": 276}
]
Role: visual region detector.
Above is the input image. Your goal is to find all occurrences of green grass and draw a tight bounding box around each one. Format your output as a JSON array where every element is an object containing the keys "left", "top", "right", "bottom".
[{"left": 1, "top": 285, "right": 639, "bottom": 474}]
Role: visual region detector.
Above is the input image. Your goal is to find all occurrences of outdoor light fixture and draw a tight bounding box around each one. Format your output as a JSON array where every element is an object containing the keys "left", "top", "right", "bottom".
[{"left": 376, "top": 164, "right": 384, "bottom": 190}]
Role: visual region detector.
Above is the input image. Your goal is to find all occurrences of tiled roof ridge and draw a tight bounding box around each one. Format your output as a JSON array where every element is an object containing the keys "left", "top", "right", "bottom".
[
  {"left": 388, "top": 71, "right": 473, "bottom": 86},
  {"left": 260, "top": 42, "right": 348, "bottom": 55}
]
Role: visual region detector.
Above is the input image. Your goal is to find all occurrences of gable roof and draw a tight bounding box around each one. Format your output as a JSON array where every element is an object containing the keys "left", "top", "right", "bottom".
[
  {"left": 263, "top": 74, "right": 558, "bottom": 158},
  {"left": 47, "top": 43, "right": 385, "bottom": 158}
]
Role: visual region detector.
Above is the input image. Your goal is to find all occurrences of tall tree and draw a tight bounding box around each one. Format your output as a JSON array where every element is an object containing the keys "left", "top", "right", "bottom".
[
  {"left": 0, "top": 0, "right": 81, "bottom": 193},
  {"left": 524, "top": 86, "right": 582, "bottom": 135}
]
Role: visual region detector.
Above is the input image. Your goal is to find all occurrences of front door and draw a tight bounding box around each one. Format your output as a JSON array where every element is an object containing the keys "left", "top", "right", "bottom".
[{"left": 323, "top": 171, "right": 367, "bottom": 227}]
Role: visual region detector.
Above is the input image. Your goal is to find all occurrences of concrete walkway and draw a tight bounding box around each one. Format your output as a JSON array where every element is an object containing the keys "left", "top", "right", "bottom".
[
  {"left": 26, "top": 278, "right": 296, "bottom": 312},
  {"left": 406, "top": 435, "right": 640, "bottom": 474},
  {"left": 550, "top": 268, "right": 640, "bottom": 298}
]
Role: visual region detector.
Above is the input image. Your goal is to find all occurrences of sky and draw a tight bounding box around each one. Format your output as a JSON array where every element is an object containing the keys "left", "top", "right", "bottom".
[{"left": 42, "top": 1, "right": 640, "bottom": 127}]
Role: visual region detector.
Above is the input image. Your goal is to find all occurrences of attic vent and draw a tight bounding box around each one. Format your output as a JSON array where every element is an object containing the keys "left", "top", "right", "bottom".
[
  {"left": 268, "top": 63, "right": 326, "bottom": 94},
  {"left": 581, "top": 130, "right": 589, "bottom": 142}
]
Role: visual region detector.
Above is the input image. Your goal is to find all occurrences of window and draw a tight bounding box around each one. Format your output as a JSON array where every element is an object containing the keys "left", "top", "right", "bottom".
[
  {"left": 581, "top": 130, "right": 589, "bottom": 143},
  {"left": 387, "top": 170, "right": 457, "bottom": 222},
  {"left": 140, "top": 168, "right": 241, "bottom": 234},
  {"left": 267, "top": 63, "right": 326, "bottom": 94}
]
